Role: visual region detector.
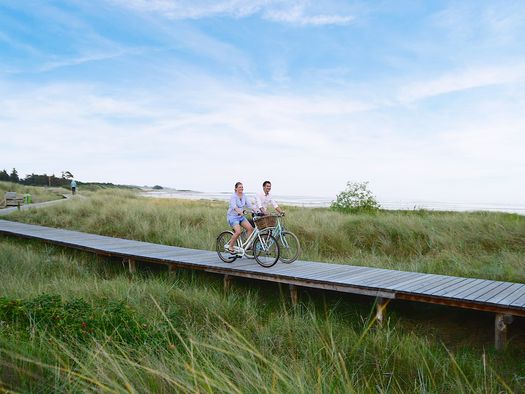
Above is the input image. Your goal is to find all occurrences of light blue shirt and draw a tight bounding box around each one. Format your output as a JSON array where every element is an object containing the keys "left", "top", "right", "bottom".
[
  {"left": 70, "top": 180, "right": 77, "bottom": 187},
  {"left": 227, "top": 193, "right": 252, "bottom": 221}
]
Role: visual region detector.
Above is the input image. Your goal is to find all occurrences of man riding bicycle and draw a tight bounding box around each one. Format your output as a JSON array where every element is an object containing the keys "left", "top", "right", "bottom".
[{"left": 254, "top": 180, "right": 284, "bottom": 217}]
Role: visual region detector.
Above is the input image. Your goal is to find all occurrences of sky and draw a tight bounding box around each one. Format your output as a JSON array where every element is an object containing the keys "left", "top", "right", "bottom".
[{"left": 1, "top": 0, "right": 524, "bottom": 204}]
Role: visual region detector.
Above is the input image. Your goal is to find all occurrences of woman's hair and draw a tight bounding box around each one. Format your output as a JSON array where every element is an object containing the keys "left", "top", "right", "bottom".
[{"left": 234, "top": 182, "right": 243, "bottom": 189}]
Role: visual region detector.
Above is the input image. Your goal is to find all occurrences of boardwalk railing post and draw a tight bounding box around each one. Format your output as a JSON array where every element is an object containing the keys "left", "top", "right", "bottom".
[
  {"left": 495, "top": 314, "right": 514, "bottom": 351},
  {"left": 128, "top": 258, "right": 136, "bottom": 275},
  {"left": 375, "top": 297, "right": 388, "bottom": 326},
  {"left": 290, "top": 284, "right": 298, "bottom": 306},
  {"left": 224, "top": 275, "right": 232, "bottom": 292}
]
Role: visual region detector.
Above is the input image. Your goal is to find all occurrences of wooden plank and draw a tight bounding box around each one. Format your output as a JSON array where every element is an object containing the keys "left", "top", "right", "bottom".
[
  {"left": 337, "top": 268, "right": 390, "bottom": 284},
  {"left": 509, "top": 292, "right": 525, "bottom": 307},
  {"left": 420, "top": 277, "right": 470, "bottom": 296},
  {"left": 450, "top": 279, "right": 506, "bottom": 300},
  {"left": 485, "top": 283, "right": 525, "bottom": 305},
  {"left": 373, "top": 271, "right": 423, "bottom": 287},
  {"left": 429, "top": 278, "right": 477, "bottom": 297},
  {"left": 493, "top": 285, "right": 525, "bottom": 305},
  {"left": 475, "top": 282, "right": 516, "bottom": 303},
  {"left": 320, "top": 267, "right": 374, "bottom": 282},
  {"left": 360, "top": 271, "right": 420, "bottom": 288},
  {"left": 436, "top": 278, "right": 486, "bottom": 298},
  {"left": 380, "top": 273, "right": 429, "bottom": 290},
  {"left": 453, "top": 280, "right": 497, "bottom": 299},
  {"left": 290, "top": 265, "right": 351, "bottom": 280},
  {"left": 397, "top": 274, "right": 449, "bottom": 293}
]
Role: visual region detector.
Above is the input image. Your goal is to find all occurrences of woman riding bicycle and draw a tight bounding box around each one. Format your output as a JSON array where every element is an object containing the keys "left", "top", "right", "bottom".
[{"left": 227, "top": 182, "right": 254, "bottom": 254}]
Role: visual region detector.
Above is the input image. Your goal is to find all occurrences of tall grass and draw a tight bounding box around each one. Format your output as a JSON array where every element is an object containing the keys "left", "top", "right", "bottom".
[
  {"left": 6, "top": 189, "right": 525, "bottom": 282},
  {"left": 0, "top": 180, "right": 66, "bottom": 203},
  {"left": 1, "top": 238, "right": 524, "bottom": 392}
]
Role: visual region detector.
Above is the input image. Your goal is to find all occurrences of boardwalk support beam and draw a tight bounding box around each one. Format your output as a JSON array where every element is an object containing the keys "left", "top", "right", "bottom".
[
  {"left": 495, "top": 314, "right": 514, "bottom": 351},
  {"left": 290, "top": 284, "right": 298, "bottom": 306},
  {"left": 376, "top": 297, "right": 388, "bottom": 326},
  {"left": 224, "top": 275, "right": 232, "bottom": 292}
]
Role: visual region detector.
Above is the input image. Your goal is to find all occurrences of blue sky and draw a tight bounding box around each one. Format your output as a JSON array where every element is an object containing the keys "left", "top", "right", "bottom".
[{"left": 1, "top": 1, "right": 524, "bottom": 203}]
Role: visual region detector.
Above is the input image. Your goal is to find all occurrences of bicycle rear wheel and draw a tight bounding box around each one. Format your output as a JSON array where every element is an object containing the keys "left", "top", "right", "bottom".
[
  {"left": 278, "top": 231, "right": 300, "bottom": 263},
  {"left": 216, "top": 231, "right": 236, "bottom": 263},
  {"left": 253, "top": 234, "right": 279, "bottom": 268}
]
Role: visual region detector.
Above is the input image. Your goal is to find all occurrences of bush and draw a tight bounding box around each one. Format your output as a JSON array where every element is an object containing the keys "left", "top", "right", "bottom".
[{"left": 331, "top": 181, "right": 380, "bottom": 213}]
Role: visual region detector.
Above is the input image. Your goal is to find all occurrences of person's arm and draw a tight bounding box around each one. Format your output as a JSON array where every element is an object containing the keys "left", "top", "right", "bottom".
[{"left": 270, "top": 196, "right": 283, "bottom": 214}]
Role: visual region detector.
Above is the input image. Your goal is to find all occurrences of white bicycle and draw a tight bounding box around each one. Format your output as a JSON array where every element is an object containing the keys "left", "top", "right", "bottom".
[{"left": 216, "top": 215, "right": 280, "bottom": 268}]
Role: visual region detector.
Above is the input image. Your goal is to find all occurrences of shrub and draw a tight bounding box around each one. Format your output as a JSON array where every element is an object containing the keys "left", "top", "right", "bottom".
[{"left": 331, "top": 181, "right": 380, "bottom": 213}]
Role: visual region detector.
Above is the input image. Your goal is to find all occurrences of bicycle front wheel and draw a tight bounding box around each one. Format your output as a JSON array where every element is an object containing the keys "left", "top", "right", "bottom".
[
  {"left": 216, "top": 231, "right": 236, "bottom": 263},
  {"left": 253, "top": 234, "right": 280, "bottom": 268},
  {"left": 278, "top": 231, "right": 300, "bottom": 263}
]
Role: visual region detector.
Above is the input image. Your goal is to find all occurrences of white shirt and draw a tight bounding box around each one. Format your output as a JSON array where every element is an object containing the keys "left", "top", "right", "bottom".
[{"left": 255, "top": 191, "right": 279, "bottom": 212}]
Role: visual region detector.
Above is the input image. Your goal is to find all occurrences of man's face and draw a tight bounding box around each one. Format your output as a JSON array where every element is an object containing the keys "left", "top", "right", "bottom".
[{"left": 263, "top": 183, "right": 271, "bottom": 195}]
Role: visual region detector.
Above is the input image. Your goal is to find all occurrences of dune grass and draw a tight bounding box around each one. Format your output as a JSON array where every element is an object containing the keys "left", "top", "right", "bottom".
[
  {"left": 1, "top": 237, "right": 524, "bottom": 392},
  {"left": 0, "top": 180, "right": 66, "bottom": 204},
  {"left": 5, "top": 189, "right": 525, "bottom": 282}
]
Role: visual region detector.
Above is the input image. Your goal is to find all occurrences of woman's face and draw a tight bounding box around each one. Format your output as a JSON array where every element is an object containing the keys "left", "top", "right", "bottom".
[{"left": 235, "top": 183, "right": 244, "bottom": 194}]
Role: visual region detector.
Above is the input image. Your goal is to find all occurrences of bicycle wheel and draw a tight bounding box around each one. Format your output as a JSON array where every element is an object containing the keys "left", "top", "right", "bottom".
[
  {"left": 278, "top": 231, "right": 300, "bottom": 263},
  {"left": 216, "top": 231, "right": 236, "bottom": 263},
  {"left": 253, "top": 234, "right": 280, "bottom": 268}
]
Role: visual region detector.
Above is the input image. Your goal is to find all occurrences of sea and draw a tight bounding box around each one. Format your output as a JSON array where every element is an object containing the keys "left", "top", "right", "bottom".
[{"left": 142, "top": 189, "right": 525, "bottom": 215}]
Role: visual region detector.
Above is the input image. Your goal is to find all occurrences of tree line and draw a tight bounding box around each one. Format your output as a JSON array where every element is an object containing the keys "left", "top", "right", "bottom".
[{"left": 0, "top": 168, "right": 75, "bottom": 187}]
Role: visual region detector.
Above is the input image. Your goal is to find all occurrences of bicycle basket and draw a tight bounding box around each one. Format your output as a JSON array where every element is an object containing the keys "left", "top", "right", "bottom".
[{"left": 255, "top": 215, "right": 276, "bottom": 229}]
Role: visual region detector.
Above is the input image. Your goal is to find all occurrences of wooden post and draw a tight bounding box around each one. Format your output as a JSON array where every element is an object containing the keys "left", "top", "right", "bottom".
[
  {"left": 168, "top": 264, "right": 176, "bottom": 276},
  {"left": 289, "top": 284, "right": 298, "bottom": 306},
  {"left": 495, "top": 314, "right": 514, "bottom": 351},
  {"left": 375, "top": 297, "right": 388, "bottom": 326},
  {"left": 224, "top": 275, "right": 232, "bottom": 292},
  {"left": 128, "top": 258, "right": 136, "bottom": 275}
]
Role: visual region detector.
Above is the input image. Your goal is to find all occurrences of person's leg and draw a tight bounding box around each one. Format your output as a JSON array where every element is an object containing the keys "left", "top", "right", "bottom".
[
  {"left": 241, "top": 219, "right": 253, "bottom": 237},
  {"left": 229, "top": 224, "right": 242, "bottom": 252}
]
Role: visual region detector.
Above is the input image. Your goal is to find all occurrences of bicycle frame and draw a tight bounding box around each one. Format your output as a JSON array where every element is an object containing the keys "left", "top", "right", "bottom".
[{"left": 233, "top": 225, "right": 271, "bottom": 258}]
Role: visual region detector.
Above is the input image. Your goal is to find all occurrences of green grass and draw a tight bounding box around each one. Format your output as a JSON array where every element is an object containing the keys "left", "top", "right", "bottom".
[
  {"left": 2, "top": 188, "right": 525, "bottom": 391},
  {"left": 0, "top": 180, "right": 66, "bottom": 203},
  {"left": 5, "top": 188, "right": 525, "bottom": 282},
  {"left": 0, "top": 237, "right": 524, "bottom": 393}
]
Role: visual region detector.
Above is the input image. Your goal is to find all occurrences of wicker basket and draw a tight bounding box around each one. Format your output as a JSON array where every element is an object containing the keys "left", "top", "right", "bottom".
[{"left": 255, "top": 215, "right": 277, "bottom": 229}]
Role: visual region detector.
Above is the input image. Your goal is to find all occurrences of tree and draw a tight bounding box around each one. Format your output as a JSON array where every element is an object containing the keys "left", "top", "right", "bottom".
[
  {"left": 331, "top": 181, "right": 380, "bottom": 213},
  {"left": 9, "top": 168, "right": 19, "bottom": 183},
  {"left": 61, "top": 171, "right": 74, "bottom": 180},
  {"left": 0, "top": 169, "right": 9, "bottom": 182}
]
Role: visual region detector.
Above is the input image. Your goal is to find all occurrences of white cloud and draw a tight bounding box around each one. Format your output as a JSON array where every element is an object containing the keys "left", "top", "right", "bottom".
[
  {"left": 110, "top": 0, "right": 355, "bottom": 26},
  {"left": 2, "top": 74, "right": 525, "bottom": 205},
  {"left": 397, "top": 64, "right": 525, "bottom": 103}
]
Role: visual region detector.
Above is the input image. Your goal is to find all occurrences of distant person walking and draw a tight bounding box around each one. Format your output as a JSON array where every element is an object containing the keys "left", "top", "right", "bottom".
[
  {"left": 227, "top": 182, "right": 253, "bottom": 253},
  {"left": 70, "top": 179, "right": 77, "bottom": 195}
]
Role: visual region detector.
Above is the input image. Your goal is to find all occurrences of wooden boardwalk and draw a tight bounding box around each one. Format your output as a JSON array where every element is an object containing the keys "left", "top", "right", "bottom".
[{"left": 1, "top": 218, "right": 523, "bottom": 349}]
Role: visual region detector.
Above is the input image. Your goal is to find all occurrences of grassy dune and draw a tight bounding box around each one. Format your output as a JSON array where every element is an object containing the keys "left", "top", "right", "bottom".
[
  {"left": 1, "top": 237, "right": 524, "bottom": 392},
  {"left": 2, "top": 189, "right": 525, "bottom": 391},
  {"left": 0, "top": 180, "right": 66, "bottom": 203},
  {"left": 6, "top": 189, "right": 525, "bottom": 282}
]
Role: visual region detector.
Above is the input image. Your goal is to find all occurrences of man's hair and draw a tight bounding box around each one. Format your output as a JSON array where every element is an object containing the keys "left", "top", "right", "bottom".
[
  {"left": 235, "top": 182, "right": 243, "bottom": 189},
  {"left": 262, "top": 181, "right": 271, "bottom": 187}
]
